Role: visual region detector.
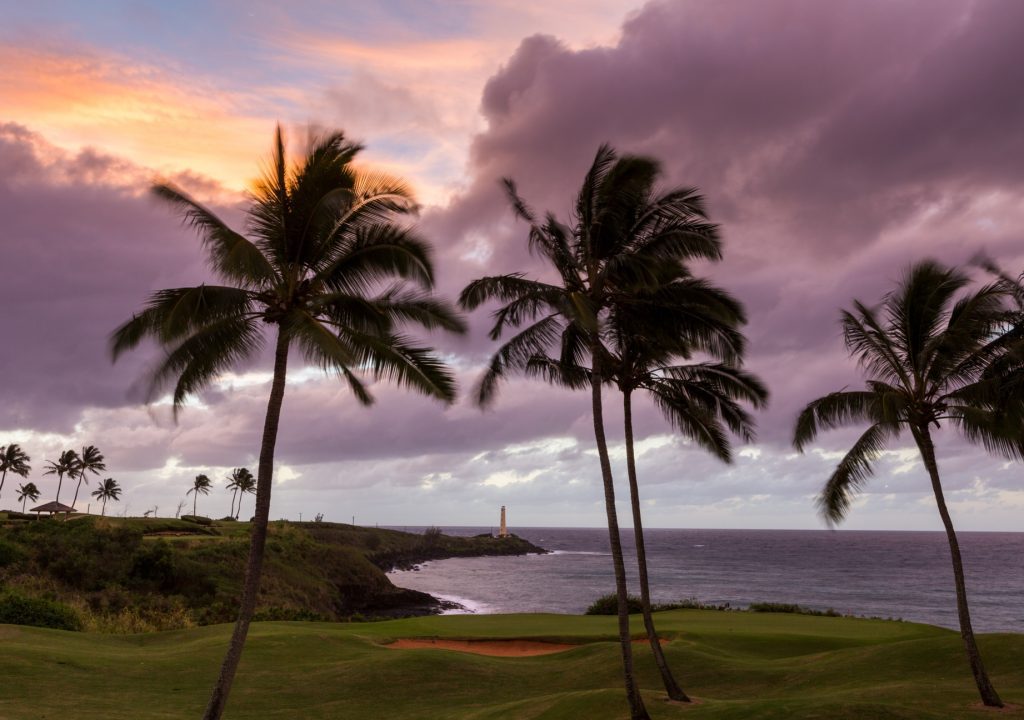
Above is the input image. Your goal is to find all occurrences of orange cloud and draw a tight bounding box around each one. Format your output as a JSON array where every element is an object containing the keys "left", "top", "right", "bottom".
[{"left": 0, "top": 43, "right": 278, "bottom": 190}]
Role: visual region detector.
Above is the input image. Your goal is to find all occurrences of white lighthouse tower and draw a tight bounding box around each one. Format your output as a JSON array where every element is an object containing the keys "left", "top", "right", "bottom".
[{"left": 498, "top": 505, "right": 509, "bottom": 538}]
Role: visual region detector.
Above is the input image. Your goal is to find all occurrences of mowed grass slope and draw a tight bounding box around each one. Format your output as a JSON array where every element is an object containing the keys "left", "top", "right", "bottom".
[{"left": 1, "top": 611, "right": 1021, "bottom": 719}]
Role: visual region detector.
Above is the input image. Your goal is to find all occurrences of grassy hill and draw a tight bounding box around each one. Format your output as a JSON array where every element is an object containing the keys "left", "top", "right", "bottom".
[
  {"left": 0, "top": 515, "right": 544, "bottom": 632},
  {"left": 0, "top": 610, "right": 1020, "bottom": 718}
]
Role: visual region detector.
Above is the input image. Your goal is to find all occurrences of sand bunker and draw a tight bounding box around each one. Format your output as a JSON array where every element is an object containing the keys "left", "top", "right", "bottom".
[{"left": 387, "top": 638, "right": 576, "bottom": 656}]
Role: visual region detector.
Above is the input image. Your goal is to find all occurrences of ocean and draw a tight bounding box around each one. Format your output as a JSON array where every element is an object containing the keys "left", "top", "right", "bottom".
[{"left": 387, "top": 527, "right": 1024, "bottom": 633}]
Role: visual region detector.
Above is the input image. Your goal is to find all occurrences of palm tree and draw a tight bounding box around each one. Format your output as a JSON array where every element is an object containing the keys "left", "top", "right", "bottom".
[
  {"left": 91, "top": 478, "right": 122, "bottom": 516},
  {"left": 110, "top": 125, "right": 464, "bottom": 720},
  {"left": 187, "top": 474, "right": 213, "bottom": 517},
  {"left": 234, "top": 469, "right": 256, "bottom": 520},
  {"left": 460, "top": 145, "right": 723, "bottom": 718},
  {"left": 610, "top": 283, "right": 766, "bottom": 700},
  {"left": 16, "top": 482, "right": 40, "bottom": 512},
  {"left": 0, "top": 444, "right": 32, "bottom": 502},
  {"left": 70, "top": 445, "right": 106, "bottom": 510},
  {"left": 793, "top": 260, "right": 1024, "bottom": 708},
  {"left": 225, "top": 469, "right": 242, "bottom": 518},
  {"left": 43, "top": 450, "right": 79, "bottom": 505}
]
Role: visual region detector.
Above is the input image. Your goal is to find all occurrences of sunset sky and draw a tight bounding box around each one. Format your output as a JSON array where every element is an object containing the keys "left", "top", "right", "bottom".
[{"left": 2, "top": 0, "right": 1022, "bottom": 530}]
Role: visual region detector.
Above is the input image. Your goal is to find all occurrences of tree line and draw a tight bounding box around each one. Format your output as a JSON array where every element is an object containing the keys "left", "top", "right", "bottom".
[
  {"left": 0, "top": 444, "right": 121, "bottom": 515},
  {"left": 108, "top": 126, "right": 1023, "bottom": 719}
]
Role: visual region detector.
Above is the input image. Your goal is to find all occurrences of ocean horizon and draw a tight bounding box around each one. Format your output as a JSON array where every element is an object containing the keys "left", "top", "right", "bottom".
[{"left": 387, "top": 526, "right": 1024, "bottom": 633}]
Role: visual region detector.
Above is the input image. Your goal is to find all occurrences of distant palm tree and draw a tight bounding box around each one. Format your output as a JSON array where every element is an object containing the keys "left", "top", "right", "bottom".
[
  {"left": 461, "top": 145, "right": 724, "bottom": 719},
  {"left": 91, "top": 478, "right": 122, "bottom": 516},
  {"left": 234, "top": 469, "right": 256, "bottom": 520},
  {"left": 0, "top": 444, "right": 32, "bottom": 502},
  {"left": 187, "top": 474, "right": 213, "bottom": 517},
  {"left": 43, "top": 450, "right": 79, "bottom": 505},
  {"left": 225, "top": 470, "right": 241, "bottom": 518},
  {"left": 793, "top": 260, "right": 1024, "bottom": 708},
  {"left": 70, "top": 445, "right": 106, "bottom": 511},
  {"left": 16, "top": 482, "right": 40, "bottom": 512},
  {"left": 110, "top": 125, "right": 464, "bottom": 720}
]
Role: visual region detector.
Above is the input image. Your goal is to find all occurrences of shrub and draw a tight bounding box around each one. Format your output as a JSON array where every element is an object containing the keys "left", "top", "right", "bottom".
[
  {"left": 748, "top": 602, "right": 839, "bottom": 617},
  {"left": 0, "top": 593, "right": 82, "bottom": 631},
  {"left": 0, "top": 538, "right": 25, "bottom": 568},
  {"left": 585, "top": 593, "right": 645, "bottom": 615}
]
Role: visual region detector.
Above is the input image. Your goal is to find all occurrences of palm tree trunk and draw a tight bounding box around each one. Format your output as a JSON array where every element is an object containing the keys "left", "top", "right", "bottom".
[
  {"left": 22, "top": 496, "right": 26, "bottom": 513},
  {"left": 102, "top": 498, "right": 107, "bottom": 516},
  {"left": 203, "top": 329, "right": 290, "bottom": 720},
  {"left": 0, "top": 469, "right": 7, "bottom": 500},
  {"left": 591, "top": 360, "right": 650, "bottom": 720},
  {"left": 55, "top": 473, "right": 64, "bottom": 504},
  {"left": 623, "top": 389, "right": 690, "bottom": 702},
  {"left": 914, "top": 426, "right": 1002, "bottom": 707},
  {"left": 71, "top": 475, "right": 84, "bottom": 510},
  {"left": 231, "top": 490, "right": 238, "bottom": 519}
]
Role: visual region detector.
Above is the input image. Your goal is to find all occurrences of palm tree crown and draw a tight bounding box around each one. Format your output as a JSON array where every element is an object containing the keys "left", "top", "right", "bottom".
[
  {"left": 0, "top": 443, "right": 32, "bottom": 501},
  {"left": 43, "top": 450, "right": 79, "bottom": 505},
  {"left": 111, "top": 127, "right": 464, "bottom": 414},
  {"left": 793, "top": 259, "right": 1024, "bottom": 708},
  {"left": 794, "top": 260, "right": 1022, "bottom": 521}
]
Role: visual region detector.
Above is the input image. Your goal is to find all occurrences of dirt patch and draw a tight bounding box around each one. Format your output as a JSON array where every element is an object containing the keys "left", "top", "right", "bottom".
[{"left": 386, "top": 638, "right": 577, "bottom": 656}]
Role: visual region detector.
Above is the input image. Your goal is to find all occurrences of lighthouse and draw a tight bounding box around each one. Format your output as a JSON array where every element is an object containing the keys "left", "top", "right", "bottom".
[{"left": 498, "top": 505, "right": 509, "bottom": 538}]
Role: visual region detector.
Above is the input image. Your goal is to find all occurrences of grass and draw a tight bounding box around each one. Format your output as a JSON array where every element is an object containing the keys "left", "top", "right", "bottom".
[{"left": 0, "top": 610, "right": 1021, "bottom": 718}]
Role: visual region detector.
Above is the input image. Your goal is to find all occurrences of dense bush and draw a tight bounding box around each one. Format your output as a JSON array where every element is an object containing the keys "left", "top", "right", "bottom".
[
  {"left": 0, "top": 538, "right": 25, "bottom": 567},
  {"left": 585, "top": 593, "right": 645, "bottom": 615},
  {"left": 0, "top": 593, "right": 82, "bottom": 631},
  {"left": 748, "top": 602, "right": 839, "bottom": 617}
]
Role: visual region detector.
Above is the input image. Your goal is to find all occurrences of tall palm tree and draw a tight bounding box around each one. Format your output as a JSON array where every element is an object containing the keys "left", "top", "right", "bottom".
[
  {"left": 91, "top": 478, "right": 122, "bottom": 516},
  {"left": 111, "top": 125, "right": 464, "bottom": 720},
  {"left": 187, "top": 474, "right": 213, "bottom": 517},
  {"left": 460, "top": 145, "right": 722, "bottom": 719},
  {"left": 793, "top": 260, "right": 1024, "bottom": 708},
  {"left": 610, "top": 284, "right": 766, "bottom": 700},
  {"left": 0, "top": 444, "right": 32, "bottom": 502},
  {"left": 43, "top": 450, "right": 79, "bottom": 505},
  {"left": 17, "top": 482, "right": 40, "bottom": 512},
  {"left": 70, "top": 445, "right": 106, "bottom": 510},
  {"left": 234, "top": 469, "right": 256, "bottom": 520}
]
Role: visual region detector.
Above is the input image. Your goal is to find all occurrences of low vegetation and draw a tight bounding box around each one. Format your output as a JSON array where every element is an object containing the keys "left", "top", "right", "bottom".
[{"left": 0, "top": 516, "right": 544, "bottom": 632}]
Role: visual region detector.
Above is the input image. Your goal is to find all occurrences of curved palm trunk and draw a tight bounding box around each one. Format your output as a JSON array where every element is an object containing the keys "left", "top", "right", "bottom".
[
  {"left": 203, "top": 330, "right": 290, "bottom": 720},
  {"left": 914, "top": 426, "right": 1002, "bottom": 708},
  {"left": 591, "top": 363, "right": 651, "bottom": 720},
  {"left": 0, "top": 470, "right": 7, "bottom": 500},
  {"left": 193, "top": 493, "right": 198, "bottom": 518},
  {"left": 101, "top": 498, "right": 107, "bottom": 516},
  {"left": 71, "top": 474, "right": 85, "bottom": 510},
  {"left": 22, "top": 496, "right": 27, "bottom": 513},
  {"left": 623, "top": 390, "right": 690, "bottom": 702},
  {"left": 230, "top": 489, "right": 238, "bottom": 519},
  {"left": 55, "top": 472, "right": 64, "bottom": 504}
]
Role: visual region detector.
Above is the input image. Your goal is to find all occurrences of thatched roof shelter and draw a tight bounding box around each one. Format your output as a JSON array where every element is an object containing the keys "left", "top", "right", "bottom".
[{"left": 30, "top": 501, "right": 76, "bottom": 515}]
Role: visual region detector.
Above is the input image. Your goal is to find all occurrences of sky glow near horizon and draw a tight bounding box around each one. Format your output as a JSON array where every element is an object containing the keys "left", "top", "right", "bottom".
[{"left": 1, "top": 0, "right": 1023, "bottom": 531}]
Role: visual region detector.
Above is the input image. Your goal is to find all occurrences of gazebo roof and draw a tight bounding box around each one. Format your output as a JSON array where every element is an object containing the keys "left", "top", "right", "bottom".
[{"left": 30, "top": 501, "right": 77, "bottom": 513}]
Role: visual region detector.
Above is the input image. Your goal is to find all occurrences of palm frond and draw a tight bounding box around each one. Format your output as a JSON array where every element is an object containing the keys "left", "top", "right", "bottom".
[{"left": 817, "top": 422, "right": 900, "bottom": 525}]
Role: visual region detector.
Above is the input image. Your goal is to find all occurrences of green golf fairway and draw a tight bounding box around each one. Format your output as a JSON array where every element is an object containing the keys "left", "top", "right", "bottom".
[{"left": 1, "top": 610, "right": 1021, "bottom": 719}]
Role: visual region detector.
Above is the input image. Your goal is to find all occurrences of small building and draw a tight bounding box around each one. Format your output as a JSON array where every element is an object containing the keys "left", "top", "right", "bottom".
[{"left": 30, "top": 501, "right": 77, "bottom": 517}]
